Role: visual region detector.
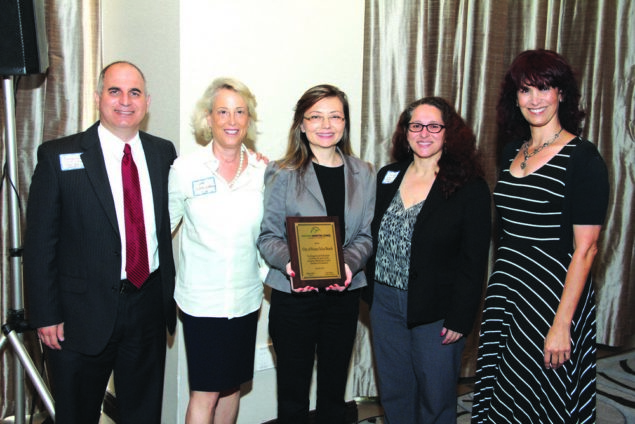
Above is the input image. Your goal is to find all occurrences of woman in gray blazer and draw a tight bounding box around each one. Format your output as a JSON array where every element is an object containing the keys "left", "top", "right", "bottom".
[{"left": 258, "top": 84, "right": 375, "bottom": 424}]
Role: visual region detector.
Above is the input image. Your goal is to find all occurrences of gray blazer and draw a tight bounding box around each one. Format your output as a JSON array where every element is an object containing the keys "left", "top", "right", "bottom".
[{"left": 258, "top": 152, "right": 376, "bottom": 293}]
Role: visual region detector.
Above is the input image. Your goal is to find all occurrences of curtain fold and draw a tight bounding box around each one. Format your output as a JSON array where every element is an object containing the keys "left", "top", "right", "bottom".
[
  {"left": 353, "top": 0, "right": 634, "bottom": 396},
  {"left": 0, "top": 0, "right": 100, "bottom": 417}
]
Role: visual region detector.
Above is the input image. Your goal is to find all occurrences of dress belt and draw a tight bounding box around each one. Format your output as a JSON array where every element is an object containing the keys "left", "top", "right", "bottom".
[{"left": 119, "top": 267, "right": 160, "bottom": 294}]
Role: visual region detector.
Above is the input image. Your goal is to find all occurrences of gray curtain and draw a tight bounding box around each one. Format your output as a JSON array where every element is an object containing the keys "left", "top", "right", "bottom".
[
  {"left": 0, "top": 0, "right": 100, "bottom": 417},
  {"left": 352, "top": 0, "right": 634, "bottom": 395}
]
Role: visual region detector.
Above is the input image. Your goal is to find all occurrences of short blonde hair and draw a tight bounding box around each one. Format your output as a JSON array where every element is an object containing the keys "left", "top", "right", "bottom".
[{"left": 191, "top": 77, "right": 258, "bottom": 147}]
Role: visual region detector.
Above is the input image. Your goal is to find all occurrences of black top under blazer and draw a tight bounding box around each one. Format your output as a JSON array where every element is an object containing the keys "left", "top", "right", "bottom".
[
  {"left": 23, "top": 122, "right": 177, "bottom": 355},
  {"left": 364, "top": 160, "right": 492, "bottom": 335}
]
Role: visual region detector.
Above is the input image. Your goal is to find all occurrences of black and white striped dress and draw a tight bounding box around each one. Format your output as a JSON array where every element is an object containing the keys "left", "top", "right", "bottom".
[{"left": 472, "top": 139, "right": 602, "bottom": 423}]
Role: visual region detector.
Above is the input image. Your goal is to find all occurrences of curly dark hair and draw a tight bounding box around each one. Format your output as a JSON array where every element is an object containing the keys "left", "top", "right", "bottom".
[
  {"left": 497, "top": 49, "right": 585, "bottom": 146},
  {"left": 391, "top": 96, "right": 484, "bottom": 198}
]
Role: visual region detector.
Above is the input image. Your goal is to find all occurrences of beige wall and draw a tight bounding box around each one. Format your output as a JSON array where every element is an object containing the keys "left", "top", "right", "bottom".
[
  {"left": 102, "top": 0, "right": 180, "bottom": 145},
  {"left": 179, "top": 1, "right": 365, "bottom": 159},
  {"left": 102, "top": 1, "right": 365, "bottom": 422}
]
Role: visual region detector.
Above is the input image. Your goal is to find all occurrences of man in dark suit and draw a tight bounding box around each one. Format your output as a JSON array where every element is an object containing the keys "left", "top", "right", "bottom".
[{"left": 23, "top": 61, "right": 177, "bottom": 424}]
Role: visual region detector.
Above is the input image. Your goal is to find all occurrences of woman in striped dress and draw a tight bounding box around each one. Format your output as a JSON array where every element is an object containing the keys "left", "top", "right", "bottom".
[{"left": 471, "top": 49, "right": 610, "bottom": 423}]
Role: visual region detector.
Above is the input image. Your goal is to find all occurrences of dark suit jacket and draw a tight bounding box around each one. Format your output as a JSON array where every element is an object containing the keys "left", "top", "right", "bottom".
[
  {"left": 23, "top": 122, "right": 177, "bottom": 355},
  {"left": 364, "top": 161, "right": 492, "bottom": 335}
]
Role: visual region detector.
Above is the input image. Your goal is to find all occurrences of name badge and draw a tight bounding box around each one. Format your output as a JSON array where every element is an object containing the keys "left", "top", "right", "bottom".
[
  {"left": 59, "top": 153, "right": 84, "bottom": 171},
  {"left": 192, "top": 177, "right": 216, "bottom": 196},
  {"left": 382, "top": 170, "right": 400, "bottom": 184}
]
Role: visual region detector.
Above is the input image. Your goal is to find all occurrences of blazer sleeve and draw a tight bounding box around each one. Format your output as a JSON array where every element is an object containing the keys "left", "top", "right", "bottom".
[
  {"left": 257, "top": 162, "right": 292, "bottom": 271},
  {"left": 445, "top": 178, "right": 492, "bottom": 335},
  {"left": 23, "top": 143, "right": 64, "bottom": 328},
  {"left": 342, "top": 161, "right": 376, "bottom": 274}
]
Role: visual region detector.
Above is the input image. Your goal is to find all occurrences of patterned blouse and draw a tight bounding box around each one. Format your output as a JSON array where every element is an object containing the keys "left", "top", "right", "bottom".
[{"left": 374, "top": 190, "right": 424, "bottom": 290}]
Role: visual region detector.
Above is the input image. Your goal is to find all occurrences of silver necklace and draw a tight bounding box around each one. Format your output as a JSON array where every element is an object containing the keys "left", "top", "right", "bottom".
[
  {"left": 520, "top": 128, "right": 563, "bottom": 170},
  {"left": 228, "top": 145, "right": 245, "bottom": 187}
]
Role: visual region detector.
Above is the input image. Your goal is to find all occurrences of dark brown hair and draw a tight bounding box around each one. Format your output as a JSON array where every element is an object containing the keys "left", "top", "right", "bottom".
[
  {"left": 391, "top": 96, "right": 484, "bottom": 198},
  {"left": 497, "top": 49, "right": 585, "bottom": 145},
  {"left": 278, "top": 84, "right": 353, "bottom": 173}
]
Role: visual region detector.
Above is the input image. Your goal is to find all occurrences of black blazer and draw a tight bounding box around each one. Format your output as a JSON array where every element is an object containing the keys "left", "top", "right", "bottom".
[
  {"left": 23, "top": 122, "right": 177, "bottom": 355},
  {"left": 364, "top": 161, "right": 492, "bottom": 335}
]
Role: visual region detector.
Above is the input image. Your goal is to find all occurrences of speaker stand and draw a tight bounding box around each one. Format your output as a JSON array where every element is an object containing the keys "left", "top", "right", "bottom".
[
  {"left": 0, "top": 311, "right": 54, "bottom": 420},
  {"left": 2, "top": 75, "right": 55, "bottom": 423}
]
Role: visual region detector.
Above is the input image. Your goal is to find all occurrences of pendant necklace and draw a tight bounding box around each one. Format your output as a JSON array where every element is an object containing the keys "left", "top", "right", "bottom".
[{"left": 520, "top": 127, "right": 563, "bottom": 170}]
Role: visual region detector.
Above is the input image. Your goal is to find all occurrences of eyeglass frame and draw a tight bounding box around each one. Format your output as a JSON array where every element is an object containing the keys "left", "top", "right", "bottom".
[
  {"left": 303, "top": 114, "right": 346, "bottom": 125},
  {"left": 407, "top": 122, "right": 445, "bottom": 133}
]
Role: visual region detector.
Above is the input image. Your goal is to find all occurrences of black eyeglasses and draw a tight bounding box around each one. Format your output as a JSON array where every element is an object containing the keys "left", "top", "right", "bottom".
[{"left": 407, "top": 123, "right": 445, "bottom": 133}]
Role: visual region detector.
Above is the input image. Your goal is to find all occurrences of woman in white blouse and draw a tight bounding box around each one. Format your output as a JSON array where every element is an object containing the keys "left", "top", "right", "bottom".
[{"left": 168, "top": 77, "right": 267, "bottom": 424}]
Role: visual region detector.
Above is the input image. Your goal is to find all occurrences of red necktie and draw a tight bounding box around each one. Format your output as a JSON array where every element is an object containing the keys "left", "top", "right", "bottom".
[{"left": 122, "top": 143, "right": 149, "bottom": 288}]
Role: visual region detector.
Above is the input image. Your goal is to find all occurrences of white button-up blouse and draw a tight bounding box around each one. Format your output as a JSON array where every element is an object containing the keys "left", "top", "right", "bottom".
[{"left": 168, "top": 143, "right": 267, "bottom": 318}]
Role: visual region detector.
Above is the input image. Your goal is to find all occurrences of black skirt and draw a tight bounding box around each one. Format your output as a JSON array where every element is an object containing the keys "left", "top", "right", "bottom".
[{"left": 181, "top": 310, "right": 258, "bottom": 392}]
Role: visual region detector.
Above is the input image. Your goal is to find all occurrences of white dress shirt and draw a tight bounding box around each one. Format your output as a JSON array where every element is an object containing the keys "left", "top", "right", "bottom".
[
  {"left": 98, "top": 125, "right": 159, "bottom": 280},
  {"left": 168, "top": 143, "right": 267, "bottom": 318}
]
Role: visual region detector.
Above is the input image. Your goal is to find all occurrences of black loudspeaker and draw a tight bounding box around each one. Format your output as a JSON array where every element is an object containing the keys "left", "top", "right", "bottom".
[{"left": 0, "top": 0, "right": 49, "bottom": 75}]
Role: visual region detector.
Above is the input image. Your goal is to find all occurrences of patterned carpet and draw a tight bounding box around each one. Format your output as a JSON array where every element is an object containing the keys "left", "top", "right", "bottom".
[
  {"left": 359, "top": 350, "right": 635, "bottom": 424},
  {"left": 595, "top": 350, "right": 635, "bottom": 423}
]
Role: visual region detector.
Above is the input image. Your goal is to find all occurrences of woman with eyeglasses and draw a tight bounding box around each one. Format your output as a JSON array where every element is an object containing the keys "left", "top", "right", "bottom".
[
  {"left": 257, "top": 84, "right": 375, "bottom": 424},
  {"left": 363, "top": 97, "right": 491, "bottom": 424}
]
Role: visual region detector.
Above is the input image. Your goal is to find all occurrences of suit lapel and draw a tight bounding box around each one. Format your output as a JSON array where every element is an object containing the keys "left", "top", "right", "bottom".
[
  {"left": 415, "top": 177, "right": 443, "bottom": 224},
  {"left": 377, "top": 161, "right": 443, "bottom": 225},
  {"left": 141, "top": 133, "right": 163, "bottom": 234},
  {"left": 377, "top": 162, "right": 409, "bottom": 216},
  {"left": 79, "top": 125, "right": 120, "bottom": 235},
  {"left": 304, "top": 162, "right": 325, "bottom": 209},
  {"left": 341, "top": 154, "right": 358, "bottom": 220}
]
